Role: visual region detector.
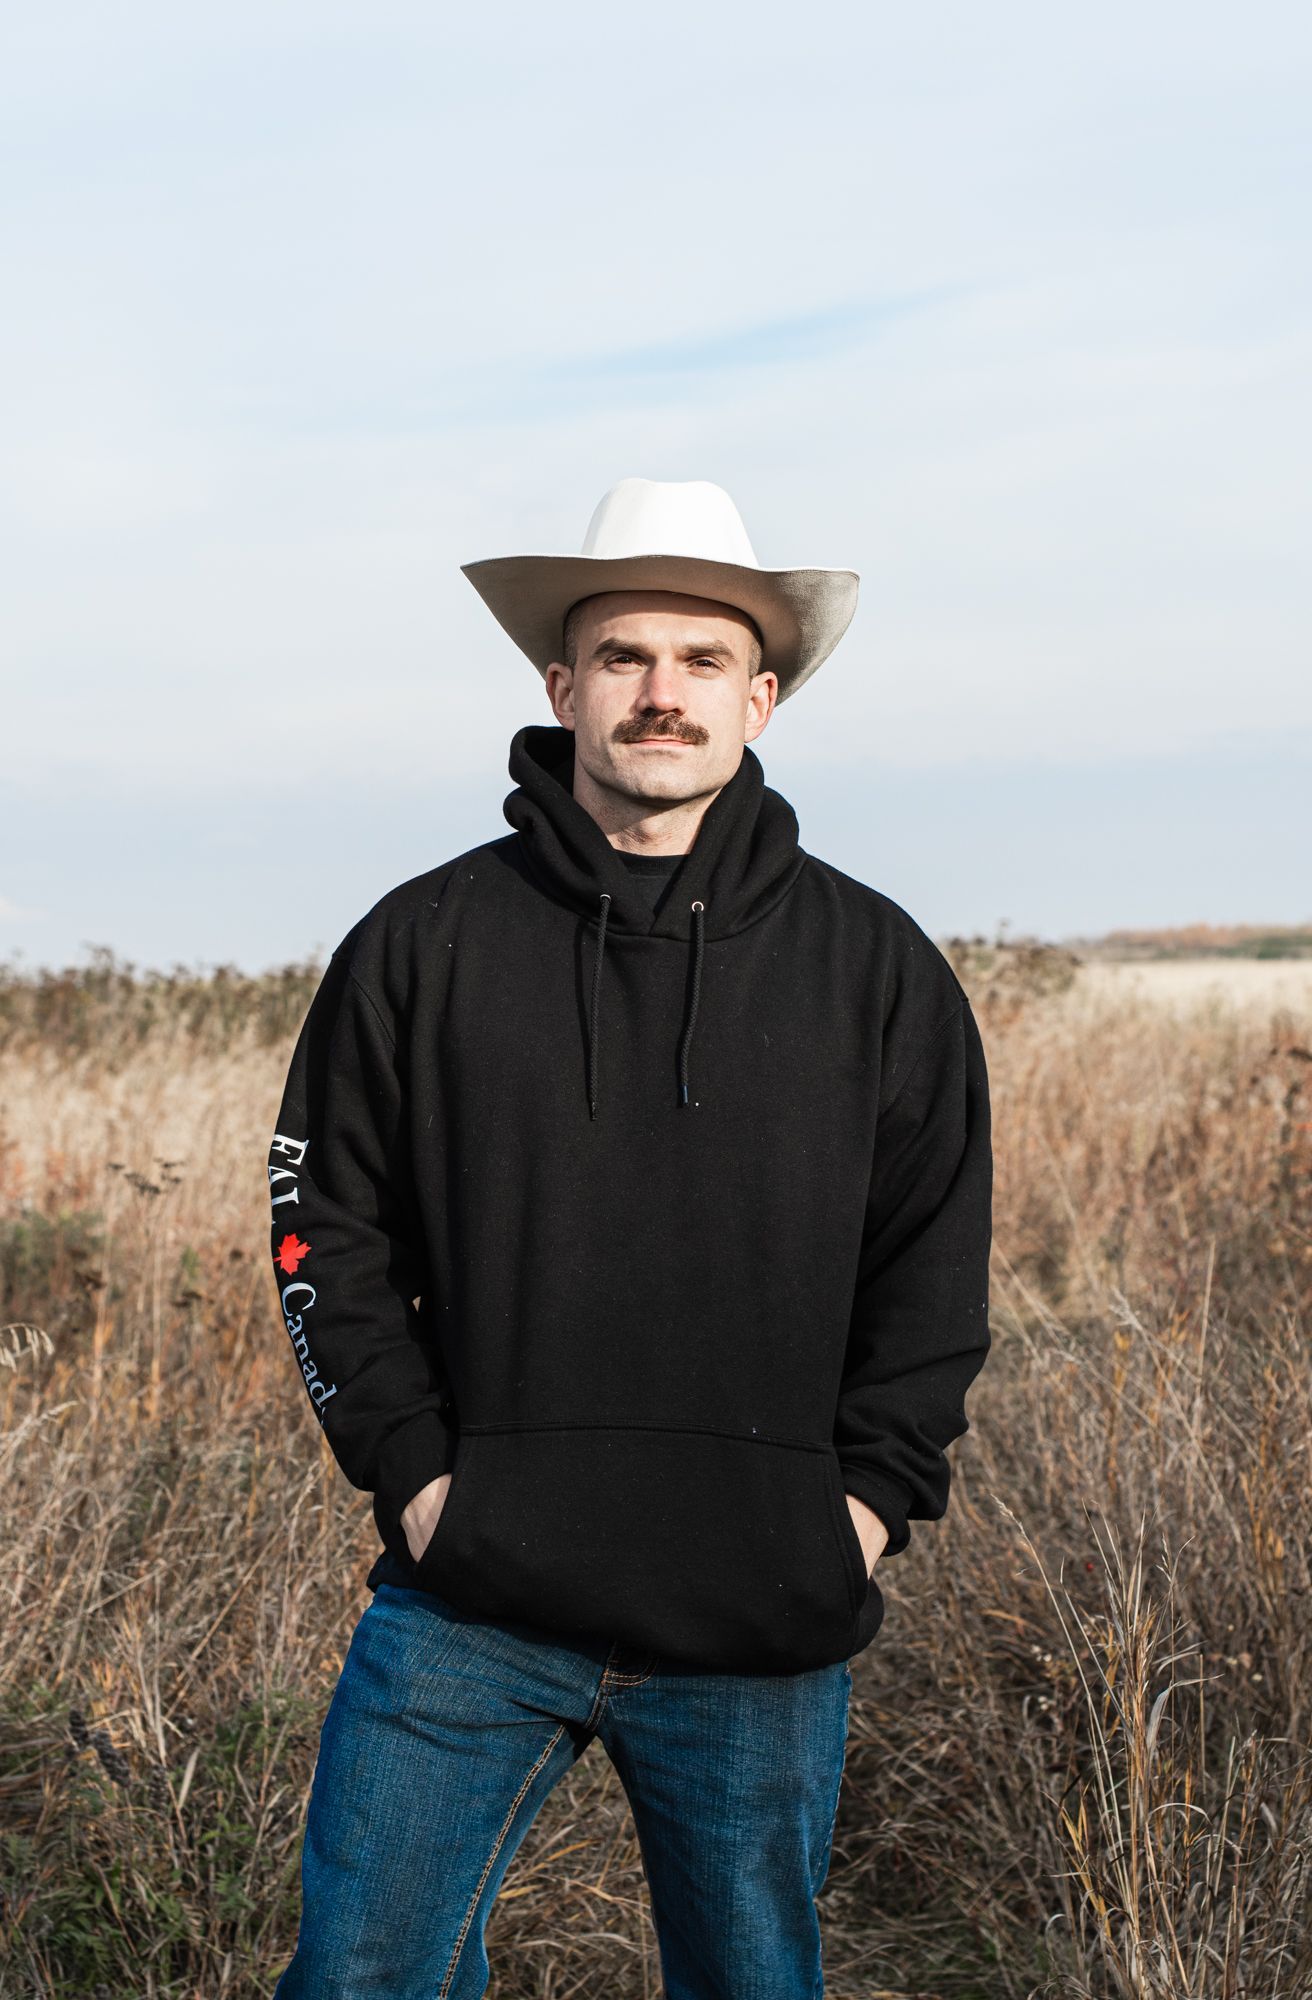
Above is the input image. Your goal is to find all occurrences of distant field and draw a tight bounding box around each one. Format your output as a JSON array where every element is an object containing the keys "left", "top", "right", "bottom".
[{"left": 1071, "top": 954, "right": 1312, "bottom": 1013}]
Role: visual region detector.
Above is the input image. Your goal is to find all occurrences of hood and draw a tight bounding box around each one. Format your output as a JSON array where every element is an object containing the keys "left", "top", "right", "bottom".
[
  {"left": 501, "top": 723, "right": 808, "bottom": 1114},
  {"left": 502, "top": 724, "right": 805, "bottom": 941}
]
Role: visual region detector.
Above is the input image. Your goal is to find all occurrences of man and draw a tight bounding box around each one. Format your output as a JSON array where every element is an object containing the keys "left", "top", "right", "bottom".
[{"left": 268, "top": 476, "right": 993, "bottom": 1998}]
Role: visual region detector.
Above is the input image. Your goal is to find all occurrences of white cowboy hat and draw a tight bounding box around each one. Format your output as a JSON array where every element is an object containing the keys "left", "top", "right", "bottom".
[{"left": 460, "top": 476, "right": 859, "bottom": 704}]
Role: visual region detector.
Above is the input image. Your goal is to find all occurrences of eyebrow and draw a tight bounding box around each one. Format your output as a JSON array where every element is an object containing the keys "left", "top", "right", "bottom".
[{"left": 590, "top": 637, "right": 737, "bottom": 661}]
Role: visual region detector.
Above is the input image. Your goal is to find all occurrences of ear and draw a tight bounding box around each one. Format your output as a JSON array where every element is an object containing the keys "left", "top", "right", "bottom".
[
  {"left": 544, "top": 661, "right": 575, "bottom": 725},
  {"left": 744, "top": 670, "right": 778, "bottom": 744}
]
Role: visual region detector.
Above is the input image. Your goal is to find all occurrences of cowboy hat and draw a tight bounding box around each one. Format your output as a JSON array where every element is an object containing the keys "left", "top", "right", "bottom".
[{"left": 460, "top": 476, "right": 859, "bottom": 704}]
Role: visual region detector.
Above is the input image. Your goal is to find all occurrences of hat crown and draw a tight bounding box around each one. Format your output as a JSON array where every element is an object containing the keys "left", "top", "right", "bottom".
[{"left": 580, "top": 477, "right": 761, "bottom": 570}]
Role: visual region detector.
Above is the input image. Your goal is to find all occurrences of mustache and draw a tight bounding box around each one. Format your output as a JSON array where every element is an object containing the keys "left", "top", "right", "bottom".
[{"left": 614, "top": 714, "right": 708, "bottom": 745}]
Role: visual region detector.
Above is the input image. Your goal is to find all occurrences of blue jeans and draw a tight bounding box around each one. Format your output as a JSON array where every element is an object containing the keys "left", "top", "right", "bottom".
[{"left": 274, "top": 1575, "right": 853, "bottom": 1998}]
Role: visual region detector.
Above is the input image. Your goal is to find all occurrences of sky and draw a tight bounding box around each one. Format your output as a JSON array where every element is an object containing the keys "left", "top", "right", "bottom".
[{"left": 3, "top": 1, "right": 1309, "bottom": 972}]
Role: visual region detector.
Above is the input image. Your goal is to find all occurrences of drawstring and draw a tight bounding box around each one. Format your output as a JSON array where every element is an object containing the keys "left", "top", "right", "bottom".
[
  {"left": 587, "top": 894, "right": 706, "bottom": 1117},
  {"left": 678, "top": 901, "right": 705, "bottom": 1107},
  {"left": 588, "top": 892, "right": 612, "bottom": 1120}
]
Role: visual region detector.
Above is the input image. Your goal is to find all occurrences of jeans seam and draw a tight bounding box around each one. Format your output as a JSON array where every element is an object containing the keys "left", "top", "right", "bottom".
[
  {"left": 600, "top": 1639, "right": 657, "bottom": 1692},
  {"left": 581, "top": 1655, "right": 651, "bottom": 1730},
  {"left": 437, "top": 1721, "right": 567, "bottom": 1998},
  {"left": 812, "top": 1676, "right": 851, "bottom": 1923}
]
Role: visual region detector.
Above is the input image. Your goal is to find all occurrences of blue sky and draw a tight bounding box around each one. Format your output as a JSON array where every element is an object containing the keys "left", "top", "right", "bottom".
[{"left": 3, "top": 1, "right": 1309, "bottom": 970}]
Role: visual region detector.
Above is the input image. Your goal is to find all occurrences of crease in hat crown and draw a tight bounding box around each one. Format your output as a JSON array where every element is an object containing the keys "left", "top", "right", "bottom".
[
  {"left": 580, "top": 477, "right": 762, "bottom": 566},
  {"left": 460, "top": 474, "right": 860, "bottom": 705}
]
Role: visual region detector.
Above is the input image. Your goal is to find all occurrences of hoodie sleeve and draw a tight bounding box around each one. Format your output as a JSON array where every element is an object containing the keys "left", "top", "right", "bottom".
[
  {"left": 834, "top": 996, "right": 993, "bottom": 1559},
  {"left": 266, "top": 943, "right": 455, "bottom": 1555}
]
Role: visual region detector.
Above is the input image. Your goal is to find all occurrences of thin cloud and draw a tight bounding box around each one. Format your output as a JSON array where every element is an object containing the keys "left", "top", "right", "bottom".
[
  {"left": 544, "top": 288, "right": 967, "bottom": 384},
  {"left": 262, "top": 288, "right": 973, "bottom": 435}
]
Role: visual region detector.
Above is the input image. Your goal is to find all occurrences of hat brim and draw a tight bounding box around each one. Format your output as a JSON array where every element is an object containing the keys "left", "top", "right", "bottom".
[{"left": 460, "top": 552, "right": 859, "bottom": 703}]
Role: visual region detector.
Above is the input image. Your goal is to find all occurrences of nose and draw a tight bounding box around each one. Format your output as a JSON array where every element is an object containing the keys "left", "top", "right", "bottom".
[{"left": 635, "top": 658, "right": 685, "bottom": 712}]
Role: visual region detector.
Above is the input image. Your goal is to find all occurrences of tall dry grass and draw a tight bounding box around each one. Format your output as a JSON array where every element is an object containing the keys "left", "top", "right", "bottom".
[{"left": 0, "top": 947, "right": 1308, "bottom": 1999}]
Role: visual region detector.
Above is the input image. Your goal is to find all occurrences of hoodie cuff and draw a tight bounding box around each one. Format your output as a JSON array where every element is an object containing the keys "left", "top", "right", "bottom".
[
  {"left": 372, "top": 1409, "right": 457, "bottom": 1555},
  {"left": 837, "top": 1466, "right": 914, "bottom": 1560}
]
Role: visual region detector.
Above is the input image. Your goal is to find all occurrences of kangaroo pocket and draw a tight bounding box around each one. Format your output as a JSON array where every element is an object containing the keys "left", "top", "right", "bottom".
[{"left": 410, "top": 1424, "right": 875, "bottom": 1675}]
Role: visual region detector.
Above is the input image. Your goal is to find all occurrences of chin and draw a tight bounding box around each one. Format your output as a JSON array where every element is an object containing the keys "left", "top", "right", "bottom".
[
  {"left": 609, "top": 745, "right": 693, "bottom": 781},
  {"left": 627, "top": 765, "right": 707, "bottom": 804}
]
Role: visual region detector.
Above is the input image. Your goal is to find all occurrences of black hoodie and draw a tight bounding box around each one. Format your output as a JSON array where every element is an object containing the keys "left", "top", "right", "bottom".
[{"left": 266, "top": 723, "right": 993, "bottom": 1675}]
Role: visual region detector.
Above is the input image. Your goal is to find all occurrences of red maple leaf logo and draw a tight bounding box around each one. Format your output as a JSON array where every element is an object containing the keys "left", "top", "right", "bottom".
[{"left": 276, "top": 1232, "right": 312, "bottom": 1275}]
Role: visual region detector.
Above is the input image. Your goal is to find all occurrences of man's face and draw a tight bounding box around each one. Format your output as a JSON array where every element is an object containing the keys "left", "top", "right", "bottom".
[{"left": 544, "top": 590, "right": 777, "bottom": 810}]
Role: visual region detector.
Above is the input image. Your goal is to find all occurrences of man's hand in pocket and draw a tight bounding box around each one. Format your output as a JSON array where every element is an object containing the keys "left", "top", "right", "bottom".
[
  {"left": 846, "top": 1494, "right": 890, "bottom": 1577},
  {"left": 401, "top": 1471, "right": 453, "bottom": 1566}
]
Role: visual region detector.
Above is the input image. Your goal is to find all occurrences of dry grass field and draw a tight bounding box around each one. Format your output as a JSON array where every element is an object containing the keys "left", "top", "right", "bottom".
[
  {"left": 1074, "top": 958, "right": 1312, "bottom": 1016},
  {"left": 1, "top": 948, "right": 1309, "bottom": 1998}
]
